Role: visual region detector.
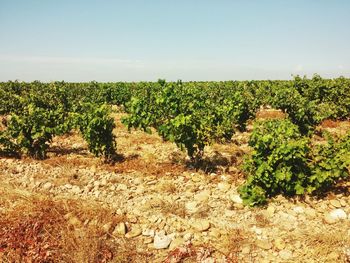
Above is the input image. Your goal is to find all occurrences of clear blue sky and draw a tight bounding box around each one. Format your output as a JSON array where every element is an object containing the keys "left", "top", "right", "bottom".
[{"left": 0, "top": 0, "right": 349, "bottom": 81}]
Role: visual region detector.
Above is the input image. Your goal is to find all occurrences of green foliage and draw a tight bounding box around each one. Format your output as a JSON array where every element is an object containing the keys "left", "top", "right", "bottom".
[
  {"left": 5, "top": 104, "right": 70, "bottom": 159},
  {"left": 122, "top": 81, "right": 252, "bottom": 161},
  {"left": 75, "top": 104, "right": 117, "bottom": 161},
  {"left": 239, "top": 119, "right": 350, "bottom": 206},
  {"left": 239, "top": 119, "right": 311, "bottom": 205},
  {"left": 309, "top": 132, "right": 350, "bottom": 192},
  {"left": 1, "top": 76, "right": 350, "bottom": 170},
  {"left": 0, "top": 81, "right": 118, "bottom": 160},
  {"left": 0, "top": 130, "right": 19, "bottom": 154}
]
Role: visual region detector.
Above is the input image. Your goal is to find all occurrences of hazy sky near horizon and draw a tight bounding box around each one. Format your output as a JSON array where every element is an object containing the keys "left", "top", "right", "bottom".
[{"left": 0, "top": 0, "right": 349, "bottom": 81}]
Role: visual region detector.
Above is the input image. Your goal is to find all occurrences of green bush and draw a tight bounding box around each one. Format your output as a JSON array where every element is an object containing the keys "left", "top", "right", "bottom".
[
  {"left": 309, "top": 132, "right": 350, "bottom": 192},
  {"left": 5, "top": 104, "right": 70, "bottom": 159},
  {"left": 239, "top": 119, "right": 350, "bottom": 206},
  {"left": 239, "top": 119, "right": 311, "bottom": 205},
  {"left": 75, "top": 104, "right": 117, "bottom": 161},
  {"left": 122, "top": 81, "right": 251, "bottom": 162}
]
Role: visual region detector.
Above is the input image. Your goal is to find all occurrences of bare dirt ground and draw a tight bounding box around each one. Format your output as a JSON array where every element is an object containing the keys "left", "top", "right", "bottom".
[{"left": 1, "top": 113, "right": 350, "bottom": 262}]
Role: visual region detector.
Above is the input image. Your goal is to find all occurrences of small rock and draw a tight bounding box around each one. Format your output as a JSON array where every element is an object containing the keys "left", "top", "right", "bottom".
[
  {"left": 230, "top": 194, "right": 243, "bottom": 204},
  {"left": 117, "top": 184, "right": 128, "bottom": 191},
  {"left": 233, "top": 203, "right": 244, "bottom": 209},
  {"left": 323, "top": 209, "right": 347, "bottom": 224},
  {"left": 194, "top": 190, "right": 211, "bottom": 202},
  {"left": 128, "top": 215, "right": 138, "bottom": 223},
  {"left": 144, "top": 237, "right": 153, "bottom": 244},
  {"left": 340, "top": 199, "right": 347, "bottom": 207},
  {"left": 217, "top": 182, "right": 231, "bottom": 192},
  {"left": 225, "top": 210, "right": 235, "bottom": 217},
  {"left": 256, "top": 239, "right": 272, "bottom": 250},
  {"left": 209, "top": 228, "right": 221, "bottom": 238},
  {"left": 191, "top": 174, "right": 203, "bottom": 182},
  {"left": 100, "top": 178, "right": 107, "bottom": 186},
  {"left": 241, "top": 245, "right": 251, "bottom": 255},
  {"left": 84, "top": 185, "right": 93, "bottom": 193},
  {"left": 113, "top": 222, "right": 127, "bottom": 235},
  {"left": 102, "top": 222, "right": 113, "bottom": 233},
  {"left": 71, "top": 185, "right": 81, "bottom": 194},
  {"left": 42, "top": 182, "right": 53, "bottom": 190},
  {"left": 64, "top": 183, "right": 73, "bottom": 189},
  {"left": 279, "top": 249, "right": 293, "bottom": 260},
  {"left": 169, "top": 237, "right": 184, "bottom": 250},
  {"left": 330, "top": 199, "right": 342, "bottom": 208},
  {"left": 324, "top": 214, "right": 336, "bottom": 224},
  {"left": 329, "top": 208, "right": 347, "bottom": 220},
  {"left": 154, "top": 232, "right": 172, "bottom": 249},
  {"left": 293, "top": 206, "right": 304, "bottom": 214},
  {"left": 265, "top": 205, "right": 275, "bottom": 218},
  {"left": 252, "top": 226, "right": 262, "bottom": 235},
  {"left": 142, "top": 229, "right": 155, "bottom": 237},
  {"left": 192, "top": 219, "right": 210, "bottom": 232},
  {"left": 185, "top": 201, "right": 198, "bottom": 213},
  {"left": 305, "top": 208, "right": 317, "bottom": 218},
  {"left": 274, "top": 238, "right": 285, "bottom": 250},
  {"left": 134, "top": 177, "right": 143, "bottom": 185},
  {"left": 183, "top": 232, "right": 193, "bottom": 241},
  {"left": 125, "top": 226, "right": 142, "bottom": 238}
]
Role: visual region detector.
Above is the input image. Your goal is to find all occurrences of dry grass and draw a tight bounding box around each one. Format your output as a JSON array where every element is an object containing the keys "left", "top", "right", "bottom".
[
  {"left": 210, "top": 228, "right": 252, "bottom": 262},
  {"left": 42, "top": 155, "right": 95, "bottom": 169},
  {"left": 321, "top": 119, "right": 340, "bottom": 128},
  {"left": 0, "top": 115, "right": 7, "bottom": 132},
  {"left": 254, "top": 213, "right": 271, "bottom": 228},
  {"left": 319, "top": 119, "right": 350, "bottom": 137},
  {"left": 160, "top": 201, "right": 187, "bottom": 218},
  {"left": 157, "top": 180, "right": 178, "bottom": 194},
  {"left": 256, "top": 109, "right": 286, "bottom": 120},
  {"left": 0, "top": 183, "right": 154, "bottom": 263},
  {"left": 294, "top": 228, "right": 350, "bottom": 262},
  {"left": 111, "top": 157, "right": 185, "bottom": 176}
]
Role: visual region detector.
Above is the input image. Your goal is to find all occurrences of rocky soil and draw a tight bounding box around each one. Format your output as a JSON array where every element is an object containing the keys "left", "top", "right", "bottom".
[{"left": 1, "top": 114, "right": 350, "bottom": 262}]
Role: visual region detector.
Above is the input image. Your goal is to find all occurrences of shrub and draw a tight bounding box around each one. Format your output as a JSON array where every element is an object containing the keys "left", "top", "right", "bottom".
[
  {"left": 239, "top": 119, "right": 350, "bottom": 206},
  {"left": 239, "top": 119, "right": 310, "bottom": 205},
  {"left": 75, "top": 104, "right": 117, "bottom": 161}
]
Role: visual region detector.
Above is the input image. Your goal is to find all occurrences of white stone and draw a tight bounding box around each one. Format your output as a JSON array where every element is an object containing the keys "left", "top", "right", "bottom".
[
  {"left": 64, "top": 183, "right": 72, "bottom": 189},
  {"left": 100, "top": 178, "right": 107, "bottom": 186},
  {"left": 194, "top": 190, "right": 211, "bottom": 202},
  {"left": 154, "top": 231, "right": 172, "bottom": 249},
  {"left": 42, "top": 182, "right": 52, "bottom": 190},
  {"left": 329, "top": 209, "right": 347, "bottom": 220},
  {"left": 293, "top": 206, "right": 304, "bottom": 214},
  {"left": 183, "top": 232, "right": 193, "bottom": 241},
  {"left": 192, "top": 219, "right": 210, "bottom": 232},
  {"left": 279, "top": 249, "right": 293, "bottom": 260},
  {"left": 217, "top": 182, "right": 231, "bottom": 192},
  {"left": 230, "top": 194, "right": 243, "bottom": 204},
  {"left": 185, "top": 201, "right": 198, "bottom": 213},
  {"left": 71, "top": 185, "right": 81, "bottom": 194}
]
